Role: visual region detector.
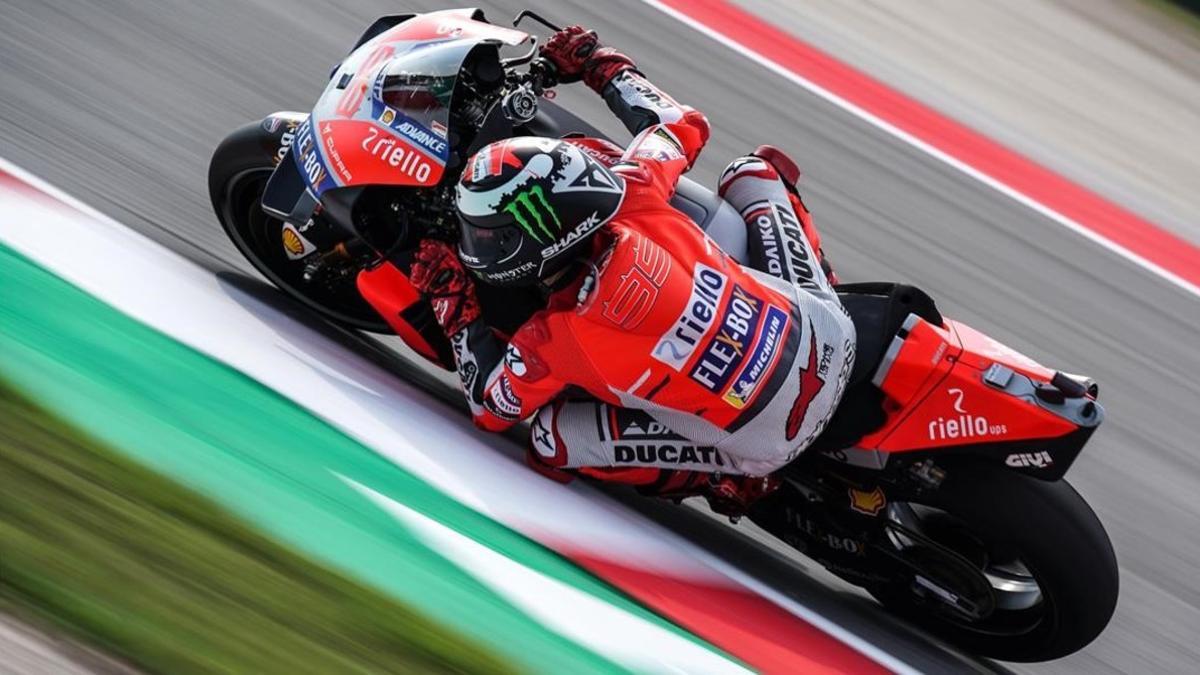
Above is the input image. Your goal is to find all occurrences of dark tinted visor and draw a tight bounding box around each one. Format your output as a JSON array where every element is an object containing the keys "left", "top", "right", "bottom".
[{"left": 458, "top": 221, "right": 523, "bottom": 268}]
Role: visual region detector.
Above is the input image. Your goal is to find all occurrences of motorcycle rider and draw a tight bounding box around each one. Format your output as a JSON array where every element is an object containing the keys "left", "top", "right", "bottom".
[{"left": 410, "top": 26, "right": 856, "bottom": 514}]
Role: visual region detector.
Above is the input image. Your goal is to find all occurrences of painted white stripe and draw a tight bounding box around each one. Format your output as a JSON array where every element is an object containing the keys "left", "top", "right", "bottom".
[
  {"left": 636, "top": 0, "right": 1200, "bottom": 301},
  {"left": 342, "top": 476, "right": 754, "bottom": 675}
]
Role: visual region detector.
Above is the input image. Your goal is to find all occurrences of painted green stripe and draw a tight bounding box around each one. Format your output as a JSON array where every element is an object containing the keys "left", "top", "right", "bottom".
[{"left": 0, "top": 243, "right": 742, "bottom": 672}]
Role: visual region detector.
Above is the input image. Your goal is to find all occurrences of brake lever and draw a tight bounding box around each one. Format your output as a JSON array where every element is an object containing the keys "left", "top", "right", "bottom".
[{"left": 500, "top": 35, "right": 539, "bottom": 68}]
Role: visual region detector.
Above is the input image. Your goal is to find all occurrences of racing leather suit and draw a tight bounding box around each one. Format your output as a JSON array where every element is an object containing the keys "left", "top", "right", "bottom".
[{"left": 450, "top": 70, "right": 856, "bottom": 476}]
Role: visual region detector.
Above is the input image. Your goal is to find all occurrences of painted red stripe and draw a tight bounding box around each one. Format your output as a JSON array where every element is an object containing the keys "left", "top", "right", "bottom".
[
  {"left": 571, "top": 553, "right": 891, "bottom": 674},
  {"left": 0, "top": 168, "right": 39, "bottom": 196},
  {"left": 659, "top": 0, "right": 1200, "bottom": 289}
]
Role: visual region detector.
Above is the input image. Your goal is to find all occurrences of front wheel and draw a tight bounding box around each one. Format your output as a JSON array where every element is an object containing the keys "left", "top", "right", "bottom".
[
  {"left": 207, "top": 119, "right": 394, "bottom": 333},
  {"left": 869, "top": 465, "right": 1118, "bottom": 662}
]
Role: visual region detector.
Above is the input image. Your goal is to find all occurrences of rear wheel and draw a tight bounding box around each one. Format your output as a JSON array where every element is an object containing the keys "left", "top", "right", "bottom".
[
  {"left": 207, "top": 121, "right": 393, "bottom": 333},
  {"left": 868, "top": 465, "right": 1118, "bottom": 662}
]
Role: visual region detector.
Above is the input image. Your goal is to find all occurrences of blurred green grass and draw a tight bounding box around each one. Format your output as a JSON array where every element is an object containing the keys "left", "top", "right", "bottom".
[
  {"left": 0, "top": 379, "right": 516, "bottom": 675},
  {"left": 1146, "top": 0, "right": 1200, "bottom": 32}
]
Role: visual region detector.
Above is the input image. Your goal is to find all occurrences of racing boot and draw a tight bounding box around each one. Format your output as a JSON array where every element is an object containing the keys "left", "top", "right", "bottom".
[
  {"left": 719, "top": 147, "right": 838, "bottom": 285},
  {"left": 703, "top": 473, "right": 781, "bottom": 519},
  {"left": 567, "top": 466, "right": 710, "bottom": 502},
  {"left": 633, "top": 469, "right": 781, "bottom": 518}
]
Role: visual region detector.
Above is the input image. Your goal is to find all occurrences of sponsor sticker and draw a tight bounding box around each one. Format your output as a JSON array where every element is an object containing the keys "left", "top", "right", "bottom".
[
  {"left": 612, "top": 71, "right": 680, "bottom": 117},
  {"left": 531, "top": 411, "right": 557, "bottom": 458},
  {"left": 848, "top": 486, "right": 886, "bottom": 516},
  {"left": 928, "top": 388, "right": 1009, "bottom": 441},
  {"left": 280, "top": 223, "right": 317, "bottom": 260},
  {"left": 484, "top": 375, "right": 523, "bottom": 420},
  {"left": 722, "top": 305, "right": 788, "bottom": 408},
  {"left": 272, "top": 119, "right": 300, "bottom": 165},
  {"left": 1006, "top": 451, "right": 1054, "bottom": 469},
  {"left": 745, "top": 200, "right": 818, "bottom": 287},
  {"left": 613, "top": 443, "right": 725, "bottom": 466},
  {"left": 504, "top": 344, "right": 527, "bottom": 377},
  {"left": 361, "top": 126, "right": 434, "bottom": 183},
  {"left": 652, "top": 263, "right": 727, "bottom": 370},
  {"left": 540, "top": 212, "right": 599, "bottom": 258},
  {"left": 607, "top": 408, "right": 684, "bottom": 441},
  {"left": 786, "top": 322, "right": 828, "bottom": 441},
  {"left": 395, "top": 120, "right": 448, "bottom": 157},
  {"left": 293, "top": 117, "right": 330, "bottom": 189},
  {"left": 690, "top": 284, "right": 763, "bottom": 393},
  {"left": 322, "top": 122, "right": 353, "bottom": 182},
  {"left": 630, "top": 126, "right": 684, "bottom": 163},
  {"left": 450, "top": 330, "right": 478, "bottom": 395},
  {"left": 503, "top": 185, "right": 561, "bottom": 245}
]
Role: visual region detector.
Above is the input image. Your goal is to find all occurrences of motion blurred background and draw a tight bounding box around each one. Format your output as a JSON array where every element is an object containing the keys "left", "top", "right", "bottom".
[{"left": 2, "top": 0, "right": 1198, "bottom": 673}]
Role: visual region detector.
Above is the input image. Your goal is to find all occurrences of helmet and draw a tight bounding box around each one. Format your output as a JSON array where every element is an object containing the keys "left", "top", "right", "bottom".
[{"left": 455, "top": 137, "right": 624, "bottom": 286}]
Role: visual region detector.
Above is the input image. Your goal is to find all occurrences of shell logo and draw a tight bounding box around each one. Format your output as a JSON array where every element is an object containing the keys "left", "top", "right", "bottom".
[
  {"left": 848, "top": 486, "right": 887, "bottom": 516},
  {"left": 282, "top": 227, "right": 306, "bottom": 256}
]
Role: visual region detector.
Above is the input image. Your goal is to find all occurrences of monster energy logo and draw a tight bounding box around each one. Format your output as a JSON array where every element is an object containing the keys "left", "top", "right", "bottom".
[{"left": 503, "top": 185, "right": 560, "bottom": 243}]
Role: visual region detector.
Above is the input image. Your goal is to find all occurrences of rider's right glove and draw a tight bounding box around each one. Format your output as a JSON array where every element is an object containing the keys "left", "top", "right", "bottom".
[
  {"left": 541, "top": 25, "right": 637, "bottom": 94},
  {"left": 409, "top": 238, "right": 481, "bottom": 337}
]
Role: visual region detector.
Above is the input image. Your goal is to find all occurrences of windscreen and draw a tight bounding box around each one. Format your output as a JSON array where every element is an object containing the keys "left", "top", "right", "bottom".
[{"left": 369, "top": 39, "right": 473, "bottom": 141}]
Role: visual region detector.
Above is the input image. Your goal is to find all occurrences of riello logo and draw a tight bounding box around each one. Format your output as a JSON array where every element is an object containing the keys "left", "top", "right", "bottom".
[{"left": 927, "top": 388, "right": 1008, "bottom": 441}]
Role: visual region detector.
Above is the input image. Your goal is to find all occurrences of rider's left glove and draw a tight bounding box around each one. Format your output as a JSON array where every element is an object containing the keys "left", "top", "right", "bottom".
[{"left": 410, "top": 239, "right": 481, "bottom": 337}]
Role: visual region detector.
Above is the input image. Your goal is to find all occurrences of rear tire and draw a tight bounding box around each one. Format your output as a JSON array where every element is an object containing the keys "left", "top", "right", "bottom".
[
  {"left": 207, "top": 120, "right": 394, "bottom": 333},
  {"left": 870, "top": 465, "right": 1118, "bottom": 662}
]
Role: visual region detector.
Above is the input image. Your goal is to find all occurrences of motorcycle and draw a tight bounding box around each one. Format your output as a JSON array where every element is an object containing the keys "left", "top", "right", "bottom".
[{"left": 208, "top": 8, "right": 1117, "bottom": 662}]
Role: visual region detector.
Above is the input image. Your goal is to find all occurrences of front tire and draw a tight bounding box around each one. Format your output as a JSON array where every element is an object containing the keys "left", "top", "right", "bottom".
[
  {"left": 207, "top": 120, "right": 394, "bottom": 333},
  {"left": 870, "top": 465, "right": 1118, "bottom": 662}
]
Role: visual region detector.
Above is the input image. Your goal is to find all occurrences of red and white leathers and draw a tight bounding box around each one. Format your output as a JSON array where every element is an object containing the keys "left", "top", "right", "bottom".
[{"left": 449, "top": 70, "right": 856, "bottom": 476}]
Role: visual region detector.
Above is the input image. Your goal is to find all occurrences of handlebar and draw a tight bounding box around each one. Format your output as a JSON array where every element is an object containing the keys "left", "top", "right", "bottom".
[
  {"left": 513, "top": 10, "right": 562, "bottom": 33},
  {"left": 494, "top": 10, "right": 565, "bottom": 122}
]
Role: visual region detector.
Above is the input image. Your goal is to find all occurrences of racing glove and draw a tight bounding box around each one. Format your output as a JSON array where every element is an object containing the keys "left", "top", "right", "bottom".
[
  {"left": 541, "top": 25, "right": 637, "bottom": 94},
  {"left": 409, "top": 239, "right": 481, "bottom": 337}
]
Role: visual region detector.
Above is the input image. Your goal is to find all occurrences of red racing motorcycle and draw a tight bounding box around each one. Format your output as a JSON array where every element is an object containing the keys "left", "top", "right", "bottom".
[{"left": 208, "top": 8, "right": 1117, "bottom": 661}]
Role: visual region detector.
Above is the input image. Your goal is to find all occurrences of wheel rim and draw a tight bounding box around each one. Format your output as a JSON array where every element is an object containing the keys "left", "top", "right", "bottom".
[
  {"left": 884, "top": 502, "right": 1050, "bottom": 635},
  {"left": 219, "top": 169, "right": 391, "bottom": 333}
]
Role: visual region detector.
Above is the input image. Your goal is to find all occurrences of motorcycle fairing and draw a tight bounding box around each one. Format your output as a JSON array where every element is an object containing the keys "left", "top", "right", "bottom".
[
  {"left": 855, "top": 314, "right": 1103, "bottom": 480},
  {"left": 293, "top": 10, "right": 530, "bottom": 197},
  {"left": 266, "top": 10, "right": 530, "bottom": 225}
]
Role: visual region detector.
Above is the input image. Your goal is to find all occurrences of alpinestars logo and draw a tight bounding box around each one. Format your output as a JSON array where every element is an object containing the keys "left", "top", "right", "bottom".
[
  {"left": 786, "top": 322, "right": 828, "bottom": 441},
  {"left": 504, "top": 185, "right": 560, "bottom": 243},
  {"left": 928, "top": 388, "right": 1009, "bottom": 441},
  {"left": 531, "top": 411, "right": 557, "bottom": 459}
]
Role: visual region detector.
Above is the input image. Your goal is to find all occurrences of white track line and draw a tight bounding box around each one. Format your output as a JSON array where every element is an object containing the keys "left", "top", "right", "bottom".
[{"left": 638, "top": 0, "right": 1200, "bottom": 301}]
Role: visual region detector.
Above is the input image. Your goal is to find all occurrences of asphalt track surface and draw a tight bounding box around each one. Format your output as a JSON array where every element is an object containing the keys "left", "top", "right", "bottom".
[{"left": 1, "top": 1, "right": 1197, "bottom": 672}]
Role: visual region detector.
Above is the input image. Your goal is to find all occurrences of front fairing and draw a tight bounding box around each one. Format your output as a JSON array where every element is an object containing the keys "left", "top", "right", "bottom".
[
  {"left": 291, "top": 10, "right": 529, "bottom": 199},
  {"left": 293, "top": 39, "right": 472, "bottom": 196}
]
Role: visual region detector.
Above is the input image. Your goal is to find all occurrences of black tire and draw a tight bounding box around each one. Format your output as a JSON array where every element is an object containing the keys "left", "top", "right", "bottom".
[
  {"left": 207, "top": 120, "right": 394, "bottom": 333},
  {"left": 870, "top": 465, "right": 1118, "bottom": 662}
]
